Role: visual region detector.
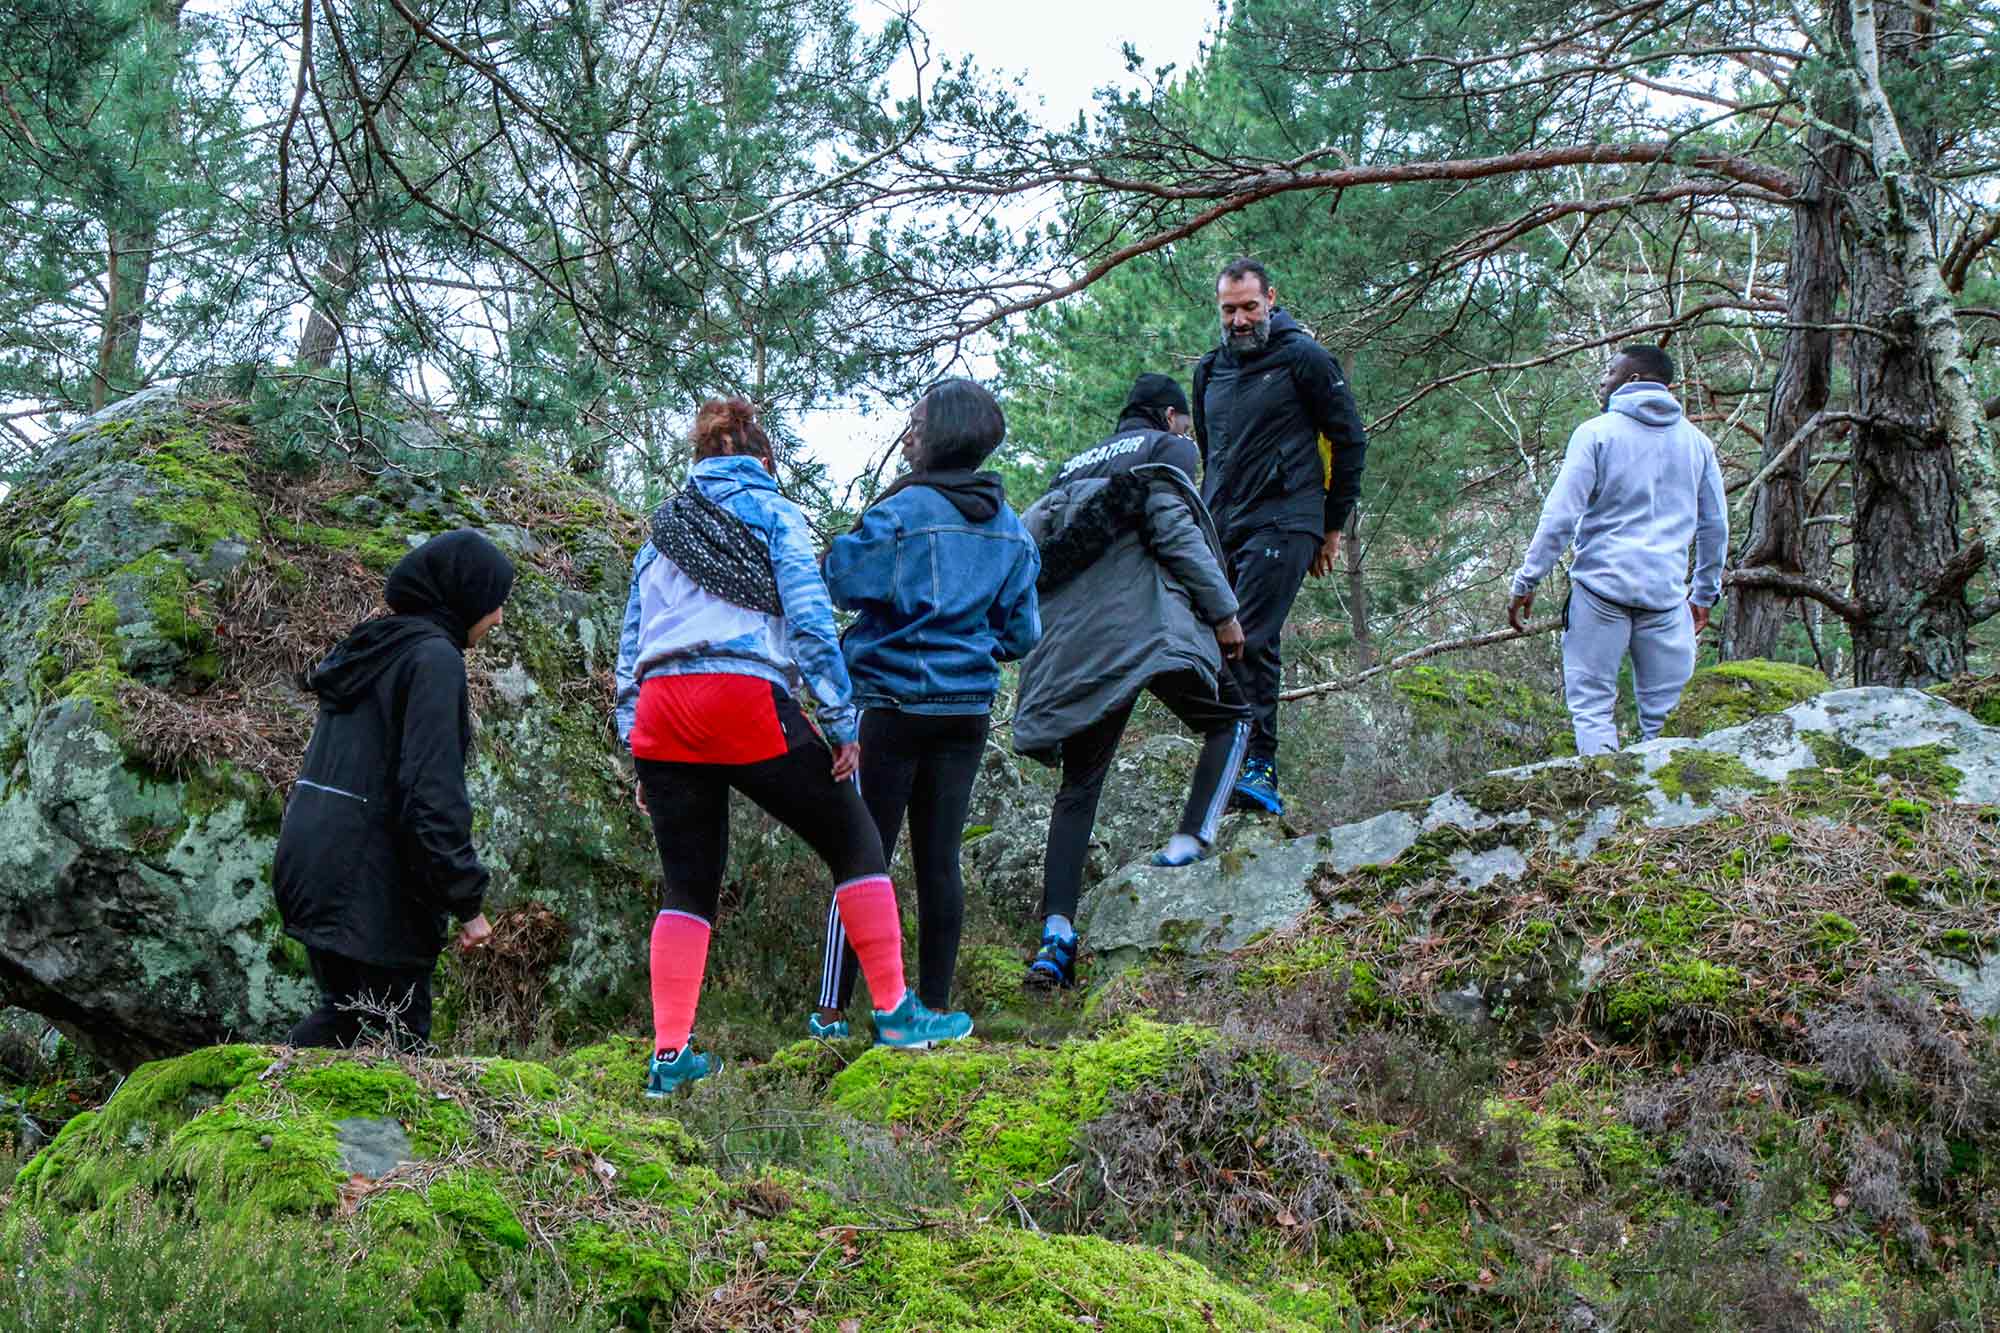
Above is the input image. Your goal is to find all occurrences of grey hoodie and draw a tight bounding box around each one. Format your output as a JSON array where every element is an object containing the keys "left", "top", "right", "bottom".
[{"left": 1511, "top": 383, "right": 1728, "bottom": 611}]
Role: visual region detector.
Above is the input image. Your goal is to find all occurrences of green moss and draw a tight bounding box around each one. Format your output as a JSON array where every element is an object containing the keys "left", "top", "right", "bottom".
[
  {"left": 1928, "top": 672, "right": 2000, "bottom": 726},
  {"left": 1600, "top": 957, "right": 1743, "bottom": 1039},
  {"left": 1239, "top": 935, "right": 1385, "bottom": 1011},
  {"left": 268, "top": 514, "right": 415, "bottom": 571},
  {"left": 1813, "top": 913, "right": 1861, "bottom": 953},
  {"left": 1458, "top": 752, "right": 1645, "bottom": 818},
  {"left": 1392, "top": 664, "right": 1567, "bottom": 763},
  {"left": 1630, "top": 891, "right": 1720, "bottom": 950},
  {"left": 283, "top": 1062, "right": 473, "bottom": 1156},
  {"left": 1652, "top": 748, "right": 1772, "bottom": 806},
  {"left": 129, "top": 427, "right": 263, "bottom": 551},
  {"left": 475, "top": 1058, "right": 562, "bottom": 1100},
  {"left": 1662, "top": 659, "right": 1830, "bottom": 737},
  {"left": 830, "top": 1019, "right": 1213, "bottom": 1201}
]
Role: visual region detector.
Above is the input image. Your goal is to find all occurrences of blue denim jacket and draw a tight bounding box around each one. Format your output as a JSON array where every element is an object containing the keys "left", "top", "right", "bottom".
[
  {"left": 614, "top": 455, "right": 857, "bottom": 745},
  {"left": 823, "top": 483, "right": 1041, "bottom": 714}
]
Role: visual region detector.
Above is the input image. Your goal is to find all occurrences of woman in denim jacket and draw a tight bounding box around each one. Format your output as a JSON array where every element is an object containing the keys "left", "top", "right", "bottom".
[
  {"left": 614, "top": 398, "right": 975, "bottom": 1095},
  {"left": 810, "top": 380, "right": 1041, "bottom": 1036}
]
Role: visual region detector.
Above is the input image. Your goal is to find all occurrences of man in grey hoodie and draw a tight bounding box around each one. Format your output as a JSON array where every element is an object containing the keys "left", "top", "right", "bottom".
[{"left": 1508, "top": 346, "right": 1728, "bottom": 755}]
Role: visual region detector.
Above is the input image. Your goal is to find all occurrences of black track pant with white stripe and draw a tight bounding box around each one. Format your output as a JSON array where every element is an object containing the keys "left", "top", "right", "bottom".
[
  {"left": 1040, "top": 668, "right": 1252, "bottom": 921},
  {"left": 818, "top": 709, "right": 989, "bottom": 1014}
]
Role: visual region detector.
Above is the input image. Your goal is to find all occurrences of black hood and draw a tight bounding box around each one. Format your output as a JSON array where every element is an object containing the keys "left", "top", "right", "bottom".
[
  {"left": 305, "top": 528, "right": 514, "bottom": 709},
  {"left": 859, "top": 468, "right": 1005, "bottom": 527},
  {"left": 305, "top": 616, "right": 453, "bottom": 710}
]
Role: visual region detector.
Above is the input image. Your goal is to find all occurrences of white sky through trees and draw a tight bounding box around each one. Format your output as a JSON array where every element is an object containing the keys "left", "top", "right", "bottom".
[{"left": 808, "top": 0, "right": 1224, "bottom": 485}]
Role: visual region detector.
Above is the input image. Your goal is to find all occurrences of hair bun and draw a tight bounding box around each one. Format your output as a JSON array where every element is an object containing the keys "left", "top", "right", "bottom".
[{"left": 692, "top": 396, "right": 772, "bottom": 462}]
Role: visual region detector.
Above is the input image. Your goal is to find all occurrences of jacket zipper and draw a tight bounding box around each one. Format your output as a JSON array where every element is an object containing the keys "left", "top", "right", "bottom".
[{"left": 296, "top": 778, "right": 368, "bottom": 804}]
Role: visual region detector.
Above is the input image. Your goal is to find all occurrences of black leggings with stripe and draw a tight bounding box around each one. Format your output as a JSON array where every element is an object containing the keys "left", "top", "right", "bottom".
[{"left": 818, "top": 709, "right": 988, "bottom": 1013}]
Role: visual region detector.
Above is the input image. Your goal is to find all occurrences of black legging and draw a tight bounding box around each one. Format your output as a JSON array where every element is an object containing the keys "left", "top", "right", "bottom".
[
  {"left": 1042, "top": 668, "right": 1251, "bottom": 921},
  {"left": 817, "top": 709, "right": 988, "bottom": 1012},
  {"left": 635, "top": 741, "right": 886, "bottom": 924},
  {"left": 288, "top": 948, "right": 434, "bottom": 1049}
]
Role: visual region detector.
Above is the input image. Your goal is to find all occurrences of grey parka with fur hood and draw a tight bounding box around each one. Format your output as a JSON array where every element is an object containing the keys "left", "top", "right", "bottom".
[{"left": 1011, "top": 433, "right": 1239, "bottom": 760}]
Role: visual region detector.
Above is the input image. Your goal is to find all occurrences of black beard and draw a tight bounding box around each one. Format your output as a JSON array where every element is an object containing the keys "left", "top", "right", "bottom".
[{"left": 1223, "top": 317, "right": 1270, "bottom": 353}]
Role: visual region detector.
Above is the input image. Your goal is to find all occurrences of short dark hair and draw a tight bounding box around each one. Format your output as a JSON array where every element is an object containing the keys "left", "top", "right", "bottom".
[
  {"left": 1618, "top": 344, "right": 1675, "bottom": 385},
  {"left": 1217, "top": 256, "right": 1271, "bottom": 293},
  {"left": 918, "top": 378, "right": 1006, "bottom": 468}
]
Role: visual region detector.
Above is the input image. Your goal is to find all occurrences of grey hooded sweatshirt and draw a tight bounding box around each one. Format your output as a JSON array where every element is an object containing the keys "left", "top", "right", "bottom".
[{"left": 1511, "top": 383, "right": 1728, "bottom": 612}]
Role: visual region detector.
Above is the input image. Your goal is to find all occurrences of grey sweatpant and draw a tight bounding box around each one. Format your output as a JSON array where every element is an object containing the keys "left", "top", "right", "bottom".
[{"left": 1562, "top": 582, "right": 1695, "bottom": 755}]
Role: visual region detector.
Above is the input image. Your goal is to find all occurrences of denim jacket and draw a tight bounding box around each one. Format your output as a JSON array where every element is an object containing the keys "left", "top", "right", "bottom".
[
  {"left": 823, "top": 483, "right": 1041, "bottom": 714},
  {"left": 614, "top": 455, "right": 857, "bottom": 745}
]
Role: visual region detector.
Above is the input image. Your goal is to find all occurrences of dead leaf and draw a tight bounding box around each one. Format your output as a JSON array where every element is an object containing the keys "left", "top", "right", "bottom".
[
  {"left": 1832, "top": 1192, "right": 1850, "bottom": 1210},
  {"left": 838, "top": 1321, "right": 861, "bottom": 1333},
  {"left": 336, "top": 1173, "right": 377, "bottom": 1217},
  {"left": 1276, "top": 1210, "right": 1298, "bottom": 1229}
]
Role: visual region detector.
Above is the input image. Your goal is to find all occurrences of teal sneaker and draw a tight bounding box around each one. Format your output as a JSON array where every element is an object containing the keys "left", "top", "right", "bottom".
[
  {"left": 807, "top": 1012, "right": 850, "bottom": 1040},
  {"left": 645, "top": 1045, "right": 720, "bottom": 1098},
  {"left": 1229, "top": 757, "right": 1284, "bottom": 815},
  {"left": 1025, "top": 931, "right": 1077, "bottom": 989},
  {"left": 871, "top": 991, "right": 973, "bottom": 1049}
]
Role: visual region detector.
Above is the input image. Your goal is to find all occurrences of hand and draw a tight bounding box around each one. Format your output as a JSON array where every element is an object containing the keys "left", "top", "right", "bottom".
[
  {"left": 1508, "top": 594, "right": 1534, "bottom": 633},
  {"left": 1690, "top": 601, "right": 1711, "bottom": 633},
  {"left": 455, "top": 914, "right": 492, "bottom": 954},
  {"left": 1213, "top": 616, "right": 1245, "bottom": 661},
  {"left": 633, "top": 781, "right": 649, "bottom": 814},
  {"left": 1310, "top": 531, "right": 1342, "bottom": 578},
  {"left": 831, "top": 741, "right": 861, "bottom": 782}
]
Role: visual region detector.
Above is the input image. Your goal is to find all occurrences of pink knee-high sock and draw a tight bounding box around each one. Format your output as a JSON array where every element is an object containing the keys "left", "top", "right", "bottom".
[
  {"left": 650, "top": 910, "right": 712, "bottom": 1055},
  {"left": 833, "top": 875, "right": 908, "bottom": 1013}
]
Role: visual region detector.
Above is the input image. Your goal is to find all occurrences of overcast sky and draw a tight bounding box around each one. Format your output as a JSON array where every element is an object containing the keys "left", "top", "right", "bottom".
[{"left": 813, "top": 0, "right": 1226, "bottom": 484}]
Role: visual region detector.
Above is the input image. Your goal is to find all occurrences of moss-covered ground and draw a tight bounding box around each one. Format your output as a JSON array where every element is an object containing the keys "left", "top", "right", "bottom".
[{"left": 4, "top": 714, "right": 1996, "bottom": 1329}]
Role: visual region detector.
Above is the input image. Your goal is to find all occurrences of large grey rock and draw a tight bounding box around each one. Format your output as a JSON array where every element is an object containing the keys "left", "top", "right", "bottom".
[
  {"left": 1079, "top": 687, "right": 2000, "bottom": 960},
  {"left": 0, "top": 391, "right": 656, "bottom": 1069}
]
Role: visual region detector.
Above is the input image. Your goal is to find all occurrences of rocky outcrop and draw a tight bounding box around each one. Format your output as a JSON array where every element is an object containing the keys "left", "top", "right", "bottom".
[
  {"left": 1079, "top": 687, "right": 2000, "bottom": 1009},
  {"left": 0, "top": 389, "right": 655, "bottom": 1068}
]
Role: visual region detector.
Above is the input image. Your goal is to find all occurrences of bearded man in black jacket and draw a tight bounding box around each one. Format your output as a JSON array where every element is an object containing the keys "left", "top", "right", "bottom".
[
  {"left": 1192, "top": 256, "right": 1368, "bottom": 817},
  {"left": 275, "top": 529, "right": 514, "bottom": 1047}
]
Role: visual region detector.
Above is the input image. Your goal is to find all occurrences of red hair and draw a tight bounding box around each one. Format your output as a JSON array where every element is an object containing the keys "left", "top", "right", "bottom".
[{"left": 691, "top": 397, "right": 773, "bottom": 463}]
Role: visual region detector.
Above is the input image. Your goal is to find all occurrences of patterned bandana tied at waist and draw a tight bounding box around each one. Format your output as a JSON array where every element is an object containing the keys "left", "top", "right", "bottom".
[{"left": 649, "top": 485, "right": 785, "bottom": 616}]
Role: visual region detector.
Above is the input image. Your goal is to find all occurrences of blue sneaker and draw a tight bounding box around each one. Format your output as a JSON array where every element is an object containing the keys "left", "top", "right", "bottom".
[
  {"left": 1026, "top": 931, "right": 1077, "bottom": 989},
  {"left": 871, "top": 991, "right": 974, "bottom": 1049},
  {"left": 807, "top": 1012, "right": 850, "bottom": 1040},
  {"left": 1229, "top": 757, "right": 1284, "bottom": 815},
  {"left": 645, "top": 1045, "right": 720, "bottom": 1098}
]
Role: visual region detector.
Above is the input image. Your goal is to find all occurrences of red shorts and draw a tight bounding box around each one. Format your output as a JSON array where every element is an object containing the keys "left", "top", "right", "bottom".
[{"left": 630, "top": 674, "right": 816, "bottom": 765}]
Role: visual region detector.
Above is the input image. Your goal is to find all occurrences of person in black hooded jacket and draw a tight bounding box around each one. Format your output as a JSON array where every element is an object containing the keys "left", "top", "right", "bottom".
[
  {"left": 275, "top": 528, "right": 515, "bottom": 1048},
  {"left": 1191, "top": 256, "right": 1368, "bottom": 817}
]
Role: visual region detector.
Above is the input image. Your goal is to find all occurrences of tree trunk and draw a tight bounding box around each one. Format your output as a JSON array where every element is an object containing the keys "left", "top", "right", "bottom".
[
  {"left": 92, "top": 228, "right": 156, "bottom": 409},
  {"left": 1343, "top": 508, "right": 1373, "bottom": 666},
  {"left": 1846, "top": 0, "right": 1975, "bottom": 685},
  {"left": 1724, "top": 83, "right": 1855, "bottom": 660},
  {"left": 297, "top": 222, "right": 362, "bottom": 369},
  {"left": 90, "top": 0, "right": 183, "bottom": 410}
]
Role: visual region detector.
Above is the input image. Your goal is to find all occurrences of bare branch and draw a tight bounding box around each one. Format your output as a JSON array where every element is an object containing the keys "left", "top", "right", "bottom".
[{"left": 1277, "top": 619, "right": 1561, "bottom": 703}]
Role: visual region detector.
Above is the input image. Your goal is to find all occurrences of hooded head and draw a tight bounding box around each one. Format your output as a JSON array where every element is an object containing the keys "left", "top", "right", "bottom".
[
  {"left": 385, "top": 529, "right": 516, "bottom": 649},
  {"left": 305, "top": 529, "right": 515, "bottom": 709},
  {"left": 1120, "top": 373, "right": 1191, "bottom": 434}
]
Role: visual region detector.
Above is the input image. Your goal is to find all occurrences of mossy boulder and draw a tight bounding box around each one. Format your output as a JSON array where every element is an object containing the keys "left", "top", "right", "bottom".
[
  {"left": 0, "top": 387, "right": 655, "bottom": 1068},
  {"left": 1662, "top": 658, "right": 1832, "bottom": 737},
  {"left": 6, "top": 1040, "right": 1309, "bottom": 1328},
  {"left": 1081, "top": 685, "right": 2000, "bottom": 966}
]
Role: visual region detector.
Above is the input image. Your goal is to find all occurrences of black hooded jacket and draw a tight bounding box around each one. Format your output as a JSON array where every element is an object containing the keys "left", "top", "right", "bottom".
[
  {"left": 1192, "top": 308, "right": 1368, "bottom": 545},
  {"left": 274, "top": 530, "right": 514, "bottom": 968}
]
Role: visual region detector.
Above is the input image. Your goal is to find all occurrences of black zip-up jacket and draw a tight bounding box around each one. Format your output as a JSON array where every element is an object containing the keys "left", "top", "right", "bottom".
[
  {"left": 1192, "top": 308, "right": 1368, "bottom": 545},
  {"left": 274, "top": 621, "right": 488, "bottom": 968}
]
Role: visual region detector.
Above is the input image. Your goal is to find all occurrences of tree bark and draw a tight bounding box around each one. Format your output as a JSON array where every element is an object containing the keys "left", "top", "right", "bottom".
[
  {"left": 90, "top": 0, "right": 183, "bottom": 410},
  {"left": 1846, "top": 0, "right": 1975, "bottom": 685},
  {"left": 1343, "top": 508, "right": 1373, "bottom": 667},
  {"left": 1724, "top": 61, "right": 1856, "bottom": 661},
  {"left": 297, "top": 221, "right": 362, "bottom": 369}
]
